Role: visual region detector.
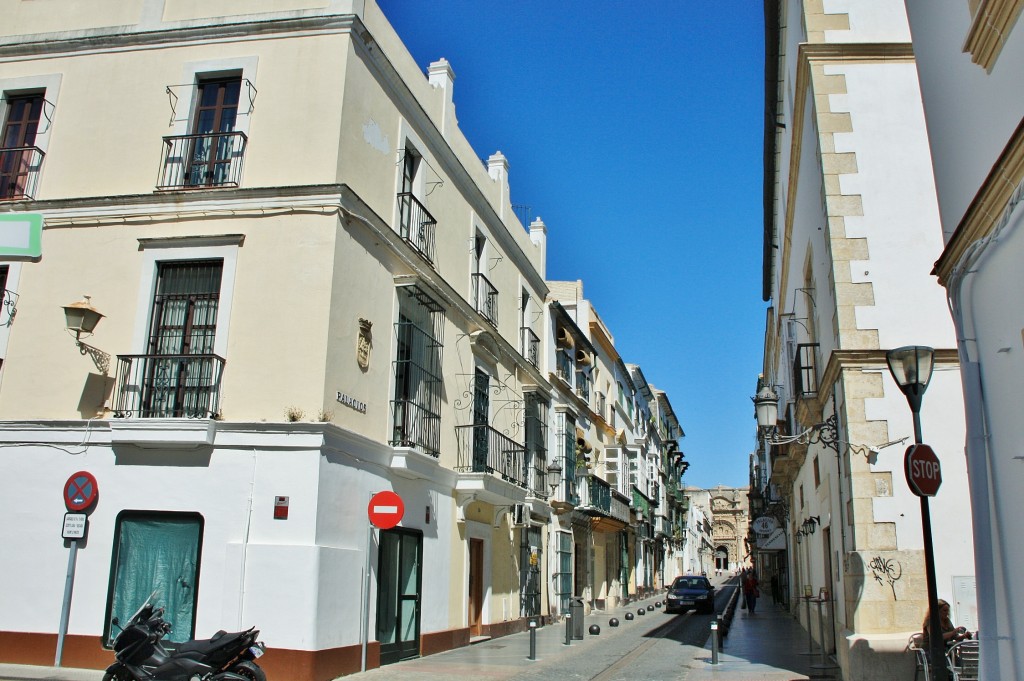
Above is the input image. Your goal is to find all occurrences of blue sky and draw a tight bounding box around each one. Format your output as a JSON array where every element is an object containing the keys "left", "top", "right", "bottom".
[{"left": 377, "top": 1, "right": 766, "bottom": 489}]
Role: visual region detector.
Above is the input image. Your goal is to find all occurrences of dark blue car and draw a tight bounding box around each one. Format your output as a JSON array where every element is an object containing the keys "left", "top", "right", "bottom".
[{"left": 665, "top": 575, "right": 715, "bottom": 614}]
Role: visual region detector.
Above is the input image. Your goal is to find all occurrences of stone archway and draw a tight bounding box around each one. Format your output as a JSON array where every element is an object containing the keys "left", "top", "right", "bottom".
[{"left": 715, "top": 545, "right": 729, "bottom": 574}]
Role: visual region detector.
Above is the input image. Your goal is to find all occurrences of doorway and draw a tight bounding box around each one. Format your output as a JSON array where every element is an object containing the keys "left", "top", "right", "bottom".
[
  {"left": 377, "top": 528, "right": 423, "bottom": 665},
  {"left": 468, "top": 538, "right": 484, "bottom": 636}
]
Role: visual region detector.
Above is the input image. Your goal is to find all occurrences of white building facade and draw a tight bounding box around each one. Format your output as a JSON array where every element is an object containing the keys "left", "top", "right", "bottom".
[
  {"left": 0, "top": 3, "right": 688, "bottom": 678},
  {"left": 758, "top": 2, "right": 976, "bottom": 679},
  {"left": 905, "top": 2, "right": 1024, "bottom": 678}
]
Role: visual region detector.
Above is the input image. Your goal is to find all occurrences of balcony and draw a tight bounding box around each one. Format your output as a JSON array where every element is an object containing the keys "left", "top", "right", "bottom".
[
  {"left": 0, "top": 146, "right": 44, "bottom": 200},
  {"left": 396, "top": 192, "right": 437, "bottom": 264},
  {"left": 579, "top": 474, "right": 612, "bottom": 515},
  {"left": 472, "top": 273, "right": 498, "bottom": 326},
  {"left": 390, "top": 398, "right": 441, "bottom": 459},
  {"left": 556, "top": 350, "right": 573, "bottom": 383},
  {"left": 113, "top": 353, "right": 225, "bottom": 419},
  {"left": 157, "top": 131, "right": 247, "bottom": 190},
  {"left": 455, "top": 424, "right": 528, "bottom": 488},
  {"left": 521, "top": 326, "right": 540, "bottom": 367}
]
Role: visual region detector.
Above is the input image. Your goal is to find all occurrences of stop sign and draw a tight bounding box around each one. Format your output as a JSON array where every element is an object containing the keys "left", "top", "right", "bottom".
[
  {"left": 368, "top": 490, "right": 405, "bottom": 529},
  {"left": 905, "top": 444, "right": 942, "bottom": 497}
]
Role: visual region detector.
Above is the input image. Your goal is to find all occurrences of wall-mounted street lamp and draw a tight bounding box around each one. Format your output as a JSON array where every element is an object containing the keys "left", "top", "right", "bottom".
[
  {"left": 62, "top": 296, "right": 104, "bottom": 341},
  {"left": 886, "top": 345, "right": 946, "bottom": 681},
  {"left": 753, "top": 385, "right": 839, "bottom": 454},
  {"left": 62, "top": 296, "right": 110, "bottom": 374},
  {"left": 546, "top": 461, "right": 563, "bottom": 494},
  {"left": 801, "top": 516, "right": 819, "bottom": 535}
]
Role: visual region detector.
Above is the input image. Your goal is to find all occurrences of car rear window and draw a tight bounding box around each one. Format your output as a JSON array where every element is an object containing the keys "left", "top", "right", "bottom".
[{"left": 674, "top": 577, "right": 708, "bottom": 589}]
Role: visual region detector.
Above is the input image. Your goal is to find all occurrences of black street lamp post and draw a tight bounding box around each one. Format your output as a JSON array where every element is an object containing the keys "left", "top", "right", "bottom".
[{"left": 886, "top": 345, "right": 948, "bottom": 681}]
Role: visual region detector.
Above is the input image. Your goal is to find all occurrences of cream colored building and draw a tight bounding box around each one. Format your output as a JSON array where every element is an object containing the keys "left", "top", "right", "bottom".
[
  {"left": 0, "top": 2, "right": 689, "bottom": 678},
  {"left": 0, "top": 1, "right": 556, "bottom": 678},
  {"left": 543, "top": 282, "right": 686, "bottom": 613},
  {"left": 759, "top": 2, "right": 976, "bottom": 680}
]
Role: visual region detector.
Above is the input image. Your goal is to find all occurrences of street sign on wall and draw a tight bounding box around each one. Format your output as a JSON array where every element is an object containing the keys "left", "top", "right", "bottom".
[{"left": 368, "top": 491, "right": 404, "bottom": 529}]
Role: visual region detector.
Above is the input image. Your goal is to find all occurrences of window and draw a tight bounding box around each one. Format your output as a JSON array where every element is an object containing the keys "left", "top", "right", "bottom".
[
  {"left": 0, "top": 265, "right": 11, "bottom": 324},
  {"left": 159, "top": 76, "right": 247, "bottom": 189},
  {"left": 557, "top": 412, "right": 577, "bottom": 502},
  {"left": 520, "top": 289, "right": 539, "bottom": 367},
  {"left": 391, "top": 286, "right": 444, "bottom": 457},
  {"left": 471, "top": 234, "right": 497, "bottom": 325},
  {"left": 114, "top": 260, "right": 225, "bottom": 418},
  {"left": 105, "top": 512, "right": 203, "bottom": 647},
  {"left": 813, "top": 456, "right": 820, "bottom": 488},
  {"left": 524, "top": 392, "right": 548, "bottom": 497},
  {"left": 471, "top": 368, "right": 490, "bottom": 468},
  {"left": 1, "top": 92, "right": 44, "bottom": 200},
  {"left": 395, "top": 146, "right": 436, "bottom": 262}
]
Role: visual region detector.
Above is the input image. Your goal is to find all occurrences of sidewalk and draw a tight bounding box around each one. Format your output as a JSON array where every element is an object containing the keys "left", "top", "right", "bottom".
[
  {"left": 685, "top": 598, "right": 839, "bottom": 681},
  {"left": 0, "top": 578, "right": 838, "bottom": 681}
]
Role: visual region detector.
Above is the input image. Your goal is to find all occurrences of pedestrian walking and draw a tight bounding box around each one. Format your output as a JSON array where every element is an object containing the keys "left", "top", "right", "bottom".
[{"left": 742, "top": 570, "right": 760, "bottom": 614}]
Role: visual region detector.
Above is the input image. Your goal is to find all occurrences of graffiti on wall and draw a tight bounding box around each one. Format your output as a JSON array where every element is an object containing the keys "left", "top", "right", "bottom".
[{"left": 869, "top": 556, "right": 903, "bottom": 600}]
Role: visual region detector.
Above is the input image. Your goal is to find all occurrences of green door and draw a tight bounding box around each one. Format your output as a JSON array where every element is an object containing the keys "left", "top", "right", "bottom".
[
  {"left": 106, "top": 513, "right": 202, "bottom": 646},
  {"left": 377, "top": 528, "right": 423, "bottom": 665}
]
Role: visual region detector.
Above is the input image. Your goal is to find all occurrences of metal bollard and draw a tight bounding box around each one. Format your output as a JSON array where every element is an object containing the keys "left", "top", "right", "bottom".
[
  {"left": 564, "top": 613, "right": 572, "bottom": 646},
  {"left": 710, "top": 621, "right": 719, "bottom": 665},
  {"left": 716, "top": 616, "right": 724, "bottom": 648},
  {"left": 528, "top": 619, "right": 537, "bottom": 660}
]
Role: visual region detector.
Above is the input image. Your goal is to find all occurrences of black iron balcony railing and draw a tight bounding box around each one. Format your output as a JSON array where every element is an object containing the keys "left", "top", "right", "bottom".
[
  {"left": 575, "top": 371, "right": 590, "bottom": 402},
  {"left": 113, "top": 353, "right": 225, "bottom": 418},
  {"left": 556, "top": 350, "right": 573, "bottom": 383},
  {"left": 472, "top": 273, "right": 498, "bottom": 326},
  {"left": 579, "top": 475, "right": 612, "bottom": 515},
  {"left": 0, "top": 146, "right": 44, "bottom": 200},
  {"left": 396, "top": 192, "right": 437, "bottom": 264},
  {"left": 794, "top": 342, "right": 820, "bottom": 399},
  {"left": 390, "top": 398, "right": 441, "bottom": 459},
  {"left": 455, "top": 423, "right": 528, "bottom": 488},
  {"left": 527, "top": 454, "right": 548, "bottom": 500},
  {"left": 157, "top": 131, "right": 247, "bottom": 190},
  {"left": 521, "top": 326, "right": 540, "bottom": 367}
]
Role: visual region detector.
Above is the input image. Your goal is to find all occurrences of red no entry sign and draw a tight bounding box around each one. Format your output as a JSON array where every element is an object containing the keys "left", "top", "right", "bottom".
[
  {"left": 905, "top": 444, "right": 942, "bottom": 497},
  {"left": 368, "top": 491, "right": 404, "bottom": 529},
  {"left": 64, "top": 471, "right": 98, "bottom": 512}
]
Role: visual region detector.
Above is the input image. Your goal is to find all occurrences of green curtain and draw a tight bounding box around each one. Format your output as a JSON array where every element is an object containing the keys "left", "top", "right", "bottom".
[{"left": 109, "top": 516, "right": 200, "bottom": 645}]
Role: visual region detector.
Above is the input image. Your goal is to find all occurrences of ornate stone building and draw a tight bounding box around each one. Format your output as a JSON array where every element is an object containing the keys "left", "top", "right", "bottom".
[{"left": 708, "top": 485, "right": 750, "bottom": 574}]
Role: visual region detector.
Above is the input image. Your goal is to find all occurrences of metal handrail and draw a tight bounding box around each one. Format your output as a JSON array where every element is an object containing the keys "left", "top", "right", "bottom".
[
  {"left": 521, "top": 326, "right": 540, "bottom": 367},
  {"left": 0, "top": 145, "right": 45, "bottom": 200},
  {"left": 113, "top": 353, "right": 226, "bottom": 418},
  {"left": 455, "top": 423, "right": 528, "bottom": 487},
  {"left": 395, "top": 192, "right": 437, "bottom": 264},
  {"left": 472, "top": 273, "right": 498, "bottom": 326},
  {"left": 157, "top": 131, "right": 247, "bottom": 189}
]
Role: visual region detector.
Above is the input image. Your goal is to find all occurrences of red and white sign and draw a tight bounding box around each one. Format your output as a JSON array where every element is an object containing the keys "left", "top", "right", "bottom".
[
  {"left": 64, "top": 471, "right": 98, "bottom": 512},
  {"left": 368, "top": 491, "right": 404, "bottom": 529},
  {"left": 905, "top": 444, "right": 942, "bottom": 497}
]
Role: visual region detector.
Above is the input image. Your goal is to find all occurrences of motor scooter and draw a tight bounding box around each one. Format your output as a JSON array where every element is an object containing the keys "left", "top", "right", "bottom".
[{"left": 104, "top": 591, "right": 266, "bottom": 681}]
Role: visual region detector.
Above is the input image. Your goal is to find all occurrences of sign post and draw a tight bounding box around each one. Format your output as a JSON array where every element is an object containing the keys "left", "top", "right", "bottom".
[
  {"left": 361, "top": 491, "right": 405, "bottom": 672},
  {"left": 56, "top": 472, "right": 98, "bottom": 666}
]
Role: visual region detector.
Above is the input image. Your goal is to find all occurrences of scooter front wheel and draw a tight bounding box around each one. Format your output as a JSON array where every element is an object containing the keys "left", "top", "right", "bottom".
[
  {"left": 102, "top": 665, "right": 133, "bottom": 681},
  {"left": 230, "top": 660, "right": 267, "bottom": 681}
]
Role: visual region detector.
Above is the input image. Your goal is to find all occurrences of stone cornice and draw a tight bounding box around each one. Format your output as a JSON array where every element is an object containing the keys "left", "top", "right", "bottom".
[
  {"left": 0, "top": 14, "right": 360, "bottom": 60},
  {"left": 934, "top": 115, "right": 1024, "bottom": 286},
  {"left": 798, "top": 348, "right": 961, "bottom": 421},
  {"left": 964, "top": 0, "right": 1024, "bottom": 72},
  {"left": 0, "top": 183, "right": 348, "bottom": 225}
]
